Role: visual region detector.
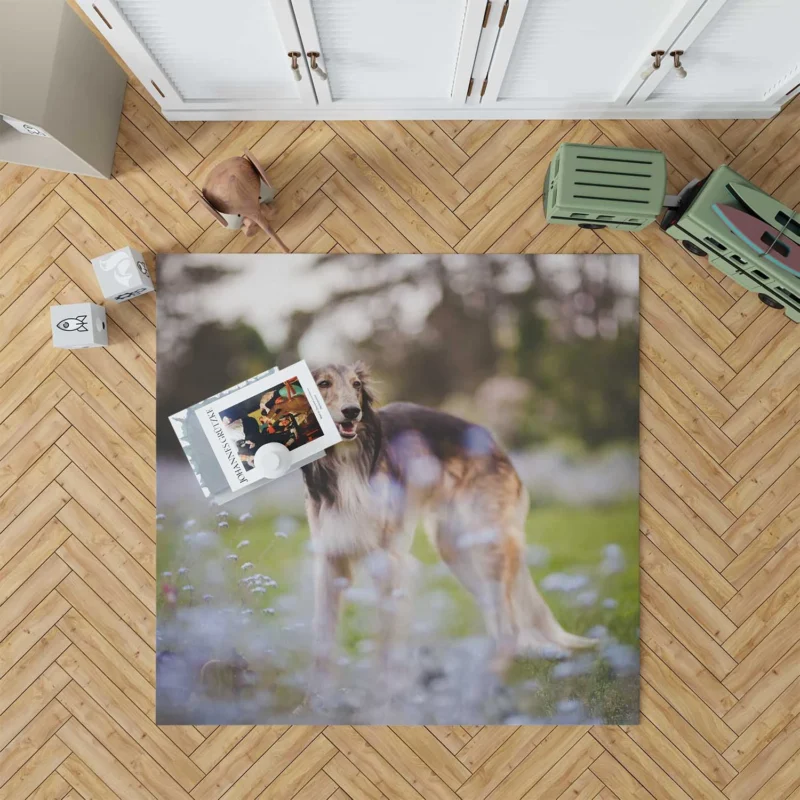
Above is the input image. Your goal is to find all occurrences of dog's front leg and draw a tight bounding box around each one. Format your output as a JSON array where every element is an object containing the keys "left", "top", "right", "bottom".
[
  {"left": 309, "top": 553, "right": 351, "bottom": 699},
  {"left": 368, "top": 550, "right": 412, "bottom": 694}
]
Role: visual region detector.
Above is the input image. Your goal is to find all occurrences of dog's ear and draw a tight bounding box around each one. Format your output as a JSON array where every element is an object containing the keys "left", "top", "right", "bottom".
[
  {"left": 353, "top": 360, "right": 370, "bottom": 382},
  {"left": 353, "top": 361, "right": 377, "bottom": 407}
]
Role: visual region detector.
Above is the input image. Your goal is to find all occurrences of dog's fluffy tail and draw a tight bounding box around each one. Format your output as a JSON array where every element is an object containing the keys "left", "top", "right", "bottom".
[{"left": 511, "top": 560, "right": 597, "bottom": 656}]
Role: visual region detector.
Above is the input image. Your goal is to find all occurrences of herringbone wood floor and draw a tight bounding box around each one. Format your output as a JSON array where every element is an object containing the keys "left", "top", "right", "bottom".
[{"left": 3, "top": 45, "right": 800, "bottom": 799}]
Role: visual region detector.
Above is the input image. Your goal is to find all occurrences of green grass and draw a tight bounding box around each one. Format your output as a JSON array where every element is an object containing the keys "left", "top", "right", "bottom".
[
  {"left": 409, "top": 501, "right": 639, "bottom": 645},
  {"left": 157, "top": 499, "right": 639, "bottom": 723}
]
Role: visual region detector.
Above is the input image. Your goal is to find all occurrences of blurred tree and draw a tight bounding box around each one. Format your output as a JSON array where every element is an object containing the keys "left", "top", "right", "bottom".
[
  {"left": 158, "top": 254, "right": 639, "bottom": 454},
  {"left": 529, "top": 325, "right": 639, "bottom": 448},
  {"left": 280, "top": 254, "right": 638, "bottom": 450}
]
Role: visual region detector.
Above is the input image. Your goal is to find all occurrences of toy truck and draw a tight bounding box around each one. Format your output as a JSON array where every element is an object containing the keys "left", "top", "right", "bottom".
[{"left": 659, "top": 165, "right": 800, "bottom": 322}]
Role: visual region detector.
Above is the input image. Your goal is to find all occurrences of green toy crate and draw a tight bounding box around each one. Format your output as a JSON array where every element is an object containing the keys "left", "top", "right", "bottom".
[
  {"left": 544, "top": 143, "right": 667, "bottom": 231},
  {"left": 660, "top": 164, "right": 800, "bottom": 322}
]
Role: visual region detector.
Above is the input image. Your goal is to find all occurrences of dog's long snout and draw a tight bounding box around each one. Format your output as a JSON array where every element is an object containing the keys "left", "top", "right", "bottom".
[{"left": 341, "top": 405, "right": 361, "bottom": 420}]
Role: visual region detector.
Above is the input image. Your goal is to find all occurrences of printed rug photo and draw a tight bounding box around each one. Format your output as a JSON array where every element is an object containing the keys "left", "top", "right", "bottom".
[{"left": 155, "top": 253, "right": 640, "bottom": 725}]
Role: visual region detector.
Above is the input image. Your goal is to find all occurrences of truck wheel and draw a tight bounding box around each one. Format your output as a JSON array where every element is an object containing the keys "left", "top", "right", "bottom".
[
  {"left": 579, "top": 223, "right": 606, "bottom": 230},
  {"left": 682, "top": 240, "right": 707, "bottom": 257},
  {"left": 758, "top": 293, "right": 784, "bottom": 310}
]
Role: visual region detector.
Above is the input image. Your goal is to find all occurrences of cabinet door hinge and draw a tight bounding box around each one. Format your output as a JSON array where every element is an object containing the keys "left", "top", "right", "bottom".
[
  {"left": 499, "top": 0, "right": 509, "bottom": 27},
  {"left": 482, "top": 0, "right": 492, "bottom": 27},
  {"left": 467, "top": 77, "right": 475, "bottom": 97}
]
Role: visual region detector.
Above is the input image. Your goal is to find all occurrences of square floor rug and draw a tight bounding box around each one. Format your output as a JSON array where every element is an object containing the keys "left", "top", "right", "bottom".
[{"left": 155, "top": 253, "right": 640, "bottom": 725}]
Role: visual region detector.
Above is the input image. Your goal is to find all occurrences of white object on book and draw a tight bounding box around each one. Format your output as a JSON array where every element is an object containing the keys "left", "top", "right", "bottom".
[{"left": 254, "top": 442, "right": 292, "bottom": 478}]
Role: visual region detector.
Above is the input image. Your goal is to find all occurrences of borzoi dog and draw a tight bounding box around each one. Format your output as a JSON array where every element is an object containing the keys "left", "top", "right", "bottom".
[{"left": 302, "top": 362, "right": 594, "bottom": 688}]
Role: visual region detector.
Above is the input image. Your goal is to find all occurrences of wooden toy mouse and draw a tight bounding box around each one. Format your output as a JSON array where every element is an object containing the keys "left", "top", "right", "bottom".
[{"left": 197, "top": 149, "right": 289, "bottom": 253}]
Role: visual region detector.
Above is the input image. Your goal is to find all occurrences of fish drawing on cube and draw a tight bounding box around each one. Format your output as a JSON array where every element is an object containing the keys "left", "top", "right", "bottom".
[
  {"left": 51, "top": 302, "right": 107, "bottom": 349},
  {"left": 92, "top": 245, "right": 154, "bottom": 302}
]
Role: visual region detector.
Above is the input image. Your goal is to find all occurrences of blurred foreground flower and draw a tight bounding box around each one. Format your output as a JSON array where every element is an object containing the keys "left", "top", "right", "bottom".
[
  {"left": 574, "top": 590, "right": 598, "bottom": 607},
  {"left": 600, "top": 544, "right": 625, "bottom": 575},
  {"left": 541, "top": 573, "right": 589, "bottom": 593},
  {"left": 275, "top": 516, "right": 299, "bottom": 537}
]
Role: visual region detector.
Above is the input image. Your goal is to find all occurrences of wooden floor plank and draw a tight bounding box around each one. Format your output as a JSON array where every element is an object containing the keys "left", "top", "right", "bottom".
[
  {"left": 0, "top": 699, "right": 71, "bottom": 790},
  {"left": 0, "top": 170, "right": 66, "bottom": 242},
  {"left": 55, "top": 464, "right": 155, "bottom": 574},
  {"left": 322, "top": 752, "right": 385, "bottom": 800},
  {"left": 0, "top": 228, "right": 68, "bottom": 316},
  {"left": 57, "top": 753, "right": 118, "bottom": 800},
  {"left": 324, "top": 131, "right": 458, "bottom": 250},
  {"left": 400, "top": 121, "right": 469, "bottom": 175},
  {"left": 57, "top": 649, "right": 202, "bottom": 791},
  {"left": 56, "top": 572, "right": 155, "bottom": 683},
  {"left": 0, "top": 162, "right": 36, "bottom": 205},
  {"left": 190, "top": 726, "right": 289, "bottom": 800},
  {"left": 0, "top": 192, "right": 69, "bottom": 278},
  {"left": 639, "top": 680, "right": 737, "bottom": 790},
  {"left": 621, "top": 717, "right": 727, "bottom": 800},
  {"left": 56, "top": 606, "right": 155, "bottom": 718},
  {"left": 640, "top": 612, "right": 737, "bottom": 719},
  {"left": 640, "top": 500, "right": 735, "bottom": 608},
  {"left": 121, "top": 85, "right": 202, "bottom": 175},
  {"left": 56, "top": 717, "right": 158, "bottom": 800},
  {"left": 641, "top": 536, "right": 736, "bottom": 643},
  {"left": 364, "top": 120, "right": 469, "bottom": 210}
]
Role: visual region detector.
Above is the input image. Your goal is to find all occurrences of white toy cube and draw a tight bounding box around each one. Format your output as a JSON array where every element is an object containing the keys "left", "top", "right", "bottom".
[
  {"left": 91, "top": 246, "right": 154, "bottom": 303},
  {"left": 51, "top": 303, "right": 108, "bottom": 349}
]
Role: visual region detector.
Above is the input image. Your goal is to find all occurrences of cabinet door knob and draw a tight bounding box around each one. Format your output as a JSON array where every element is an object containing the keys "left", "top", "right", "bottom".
[
  {"left": 288, "top": 52, "right": 302, "bottom": 81},
  {"left": 640, "top": 50, "right": 665, "bottom": 81},
  {"left": 307, "top": 52, "right": 328, "bottom": 81},
  {"left": 670, "top": 50, "right": 687, "bottom": 79}
]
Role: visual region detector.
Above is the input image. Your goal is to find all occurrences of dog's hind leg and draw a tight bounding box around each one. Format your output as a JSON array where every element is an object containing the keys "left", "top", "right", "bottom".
[
  {"left": 510, "top": 559, "right": 597, "bottom": 655},
  {"left": 429, "top": 513, "right": 518, "bottom": 672}
]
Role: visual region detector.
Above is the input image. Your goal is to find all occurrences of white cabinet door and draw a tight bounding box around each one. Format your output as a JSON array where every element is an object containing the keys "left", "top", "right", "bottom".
[
  {"left": 290, "top": 0, "right": 485, "bottom": 108},
  {"left": 479, "top": 0, "right": 707, "bottom": 111},
  {"left": 636, "top": 0, "right": 800, "bottom": 109},
  {"left": 76, "top": 0, "right": 316, "bottom": 111}
]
